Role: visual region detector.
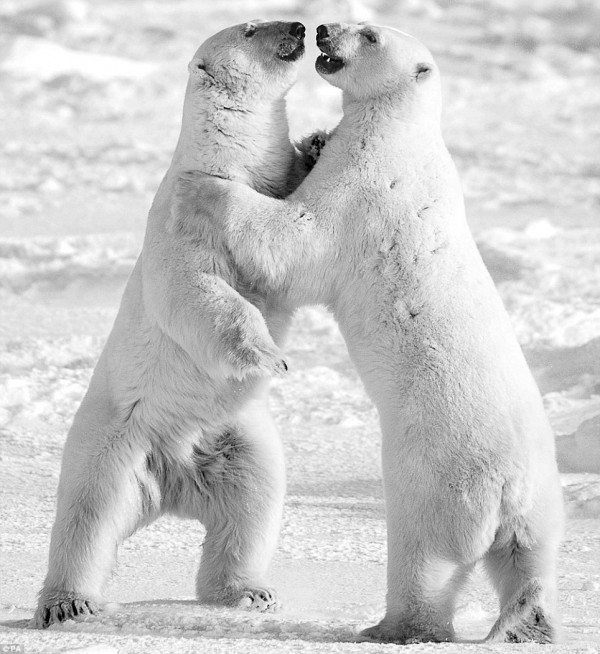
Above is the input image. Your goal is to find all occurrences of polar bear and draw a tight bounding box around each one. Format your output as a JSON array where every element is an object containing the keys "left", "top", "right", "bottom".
[
  {"left": 33, "top": 20, "right": 319, "bottom": 628},
  {"left": 174, "top": 23, "right": 565, "bottom": 644}
]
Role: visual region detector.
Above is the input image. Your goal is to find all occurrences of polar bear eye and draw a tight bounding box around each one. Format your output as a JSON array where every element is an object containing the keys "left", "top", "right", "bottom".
[
  {"left": 362, "top": 30, "right": 378, "bottom": 44},
  {"left": 245, "top": 23, "right": 257, "bottom": 38}
]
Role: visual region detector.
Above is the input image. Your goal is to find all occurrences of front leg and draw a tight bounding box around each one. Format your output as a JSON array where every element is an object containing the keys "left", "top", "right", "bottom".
[
  {"left": 171, "top": 172, "right": 323, "bottom": 295},
  {"left": 145, "top": 265, "right": 287, "bottom": 381},
  {"left": 139, "top": 235, "right": 287, "bottom": 382}
]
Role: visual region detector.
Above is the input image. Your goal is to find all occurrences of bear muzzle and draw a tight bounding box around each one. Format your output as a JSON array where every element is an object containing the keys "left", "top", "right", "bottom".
[
  {"left": 277, "top": 22, "right": 306, "bottom": 62},
  {"left": 316, "top": 23, "right": 346, "bottom": 74}
]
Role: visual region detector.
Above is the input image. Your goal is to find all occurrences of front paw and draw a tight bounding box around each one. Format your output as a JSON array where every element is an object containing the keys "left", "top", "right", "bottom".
[
  {"left": 296, "top": 130, "right": 330, "bottom": 170},
  {"left": 227, "top": 339, "right": 288, "bottom": 380},
  {"left": 33, "top": 595, "right": 99, "bottom": 629}
]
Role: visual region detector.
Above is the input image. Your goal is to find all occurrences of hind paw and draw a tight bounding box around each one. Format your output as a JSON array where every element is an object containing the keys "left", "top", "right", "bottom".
[
  {"left": 504, "top": 607, "right": 553, "bottom": 644},
  {"left": 358, "top": 619, "right": 454, "bottom": 644},
  {"left": 33, "top": 595, "right": 99, "bottom": 629},
  {"left": 235, "top": 586, "right": 280, "bottom": 612},
  {"left": 200, "top": 584, "right": 280, "bottom": 613},
  {"left": 487, "top": 603, "right": 555, "bottom": 644}
]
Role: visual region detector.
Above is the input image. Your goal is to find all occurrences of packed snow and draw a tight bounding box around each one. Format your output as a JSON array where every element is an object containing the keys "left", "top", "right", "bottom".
[{"left": 1, "top": 0, "right": 599, "bottom": 652}]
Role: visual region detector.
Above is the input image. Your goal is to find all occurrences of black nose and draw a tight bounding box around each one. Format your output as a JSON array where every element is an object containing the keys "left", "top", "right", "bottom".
[
  {"left": 289, "top": 22, "right": 305, "bottom": 39},
  {"left": 316, "top": 24, "right": 328, "bottom": 40}
]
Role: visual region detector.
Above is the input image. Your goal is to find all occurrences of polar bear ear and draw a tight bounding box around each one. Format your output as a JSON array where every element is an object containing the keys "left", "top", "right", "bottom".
[
  {"left": 244, "top": 21, "right": 260, "bottom": 37},
  {"left": 414, "top": 62, "right": 433, "bottom": 83}
]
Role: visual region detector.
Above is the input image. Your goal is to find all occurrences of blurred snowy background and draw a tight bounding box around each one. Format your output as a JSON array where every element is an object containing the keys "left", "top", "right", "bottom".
[{"left": 0, "top": 0, "right": 599, "bottom": 652}]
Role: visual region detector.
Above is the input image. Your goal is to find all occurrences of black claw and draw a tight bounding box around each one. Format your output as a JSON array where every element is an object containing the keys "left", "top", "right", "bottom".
[
  {"left": 42, "top": 608, "right": 50, "bottom": 628},
  {"left": 282, "top": 360, "right": 288, "bottom": 371}
]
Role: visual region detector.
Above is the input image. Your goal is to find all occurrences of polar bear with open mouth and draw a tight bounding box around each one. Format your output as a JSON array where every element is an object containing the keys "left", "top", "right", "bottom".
[
  {"left": 34, "top": 19, "right": 319, "bottom": 628},
  {"left": 175, "top": 22, "right": 564, "bottom": 644}
]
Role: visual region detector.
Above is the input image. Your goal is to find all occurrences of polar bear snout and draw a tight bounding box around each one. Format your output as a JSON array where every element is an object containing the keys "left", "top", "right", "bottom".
[
  {"left": 289, "top": 21, "right": 305, "bottom": 39},
  {"left": 276, "top": 25, "right": 306, "bottom": 62},
  {"left": 315, "top": 23, "right": 346, "bottom": 75},
  {"left": 316, "top": 24, "right": 330, "bottom": 41},
  {"left": 316, "top": 23, "right": 342, "bottom": 52}
]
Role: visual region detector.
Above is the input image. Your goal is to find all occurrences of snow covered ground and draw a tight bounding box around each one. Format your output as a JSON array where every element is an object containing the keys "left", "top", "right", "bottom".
[{"left": 1, "top": 1, "right": 599, "bottom": 652}]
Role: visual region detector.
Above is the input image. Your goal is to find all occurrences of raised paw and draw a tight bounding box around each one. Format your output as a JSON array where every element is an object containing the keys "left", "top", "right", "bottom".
[
  {"left": 296, "top": 129, "right": 330, "bottom": 170},
  {"left": 228, "top": 339, "right": 288, "bottom": 379},
  {"left": 33, "top": 596, "right": 99, "bottom": 629},
  {"left": 311, "top": 132, "right": 327, "bottom": 151},
  {"left": 249, "top": 339, "right": 288, "bottom": 377}
]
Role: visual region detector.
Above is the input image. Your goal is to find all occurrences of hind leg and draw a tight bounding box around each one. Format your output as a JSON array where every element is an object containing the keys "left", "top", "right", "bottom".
[
  {"left": 34, "top": 408, "right": 156, "bottom": 628},
  {"left": 359, "top": 537, "right": 473, "bottom": 644},
  {"left": 484, "top": 530, "right": 561, "bottom": 644},
  {"left": 188, "top": 405, "right": 285, "bottom": 612}
]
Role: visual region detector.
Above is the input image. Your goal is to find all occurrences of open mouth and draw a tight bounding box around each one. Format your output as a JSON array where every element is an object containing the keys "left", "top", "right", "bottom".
[
  {"left": 315, "top": 51, "right": 344, "bottom": 74},
  {"left": 278, "top": 42, "right": 305, "bottom": 62}
]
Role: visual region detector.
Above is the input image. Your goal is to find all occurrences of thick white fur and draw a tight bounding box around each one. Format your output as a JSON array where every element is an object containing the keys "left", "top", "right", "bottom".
[
  {"left": 33, "top": 20, "right": 317, "bottom": 628},
  {"left": 175, "top": 24, "right": 565, "bottom": 644}
]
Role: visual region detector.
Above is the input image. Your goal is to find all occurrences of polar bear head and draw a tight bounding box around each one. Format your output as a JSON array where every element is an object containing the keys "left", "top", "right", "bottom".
[
  {"left": 188, "top": 20, "right": 305, "bottom": 106},
  {"left": 315, "top": 23, "right": 441, "bottom": 118}
]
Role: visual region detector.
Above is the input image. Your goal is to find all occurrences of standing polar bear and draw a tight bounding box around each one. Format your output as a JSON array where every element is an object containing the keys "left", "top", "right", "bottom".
[
  {"left": 34, "top": 20, "right": 316, "bottom": 628},
  {"left": 176, "top": 23, "right": 564, "bottom": 644}
]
